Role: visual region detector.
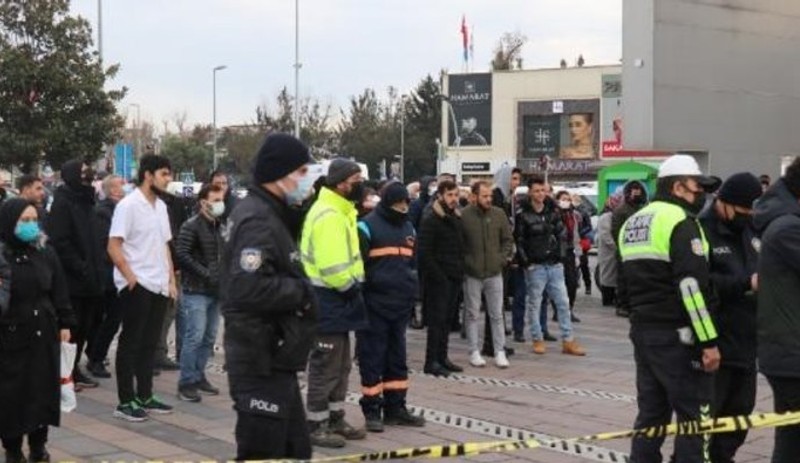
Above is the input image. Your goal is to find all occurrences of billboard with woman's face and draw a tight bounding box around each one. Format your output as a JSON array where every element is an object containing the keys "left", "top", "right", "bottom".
[{"left": 518, "top": 99, "right": 600, "bottom": 160}]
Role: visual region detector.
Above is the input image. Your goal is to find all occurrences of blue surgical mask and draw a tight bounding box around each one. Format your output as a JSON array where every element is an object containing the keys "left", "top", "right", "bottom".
[
  {"left": 282, "top": 173, "right": 314, "bottom": 205},
  {"left": 15, "top": 221, "right": 40, "bottom": 243}
]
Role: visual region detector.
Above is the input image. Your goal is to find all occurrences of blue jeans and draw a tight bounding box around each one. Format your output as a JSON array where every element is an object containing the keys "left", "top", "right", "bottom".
[
  {"left": 178, "top": 292, "right": 220, "bottom": 386},
  {"left": 524, "top": 263, "right": 573, "bottom": 341}
]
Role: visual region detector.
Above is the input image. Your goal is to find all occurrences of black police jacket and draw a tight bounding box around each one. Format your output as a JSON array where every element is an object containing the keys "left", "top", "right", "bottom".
[
  {"left": 220, "top": 186, "right": 317, "bottom": 375},
  {"left": 514, "top": 199, "right": 564, "bottom": 266},
  {"left": 358, "top": 205, "right": 417, "bottom": 320},
  {"left": 176, "top": 214, "right": 223, "bottom": 296},
  {"left": 699, "top": 204, "right": 758, "bottom": 369}
]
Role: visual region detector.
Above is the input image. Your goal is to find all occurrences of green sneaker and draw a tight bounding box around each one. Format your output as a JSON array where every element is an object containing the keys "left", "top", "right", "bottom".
[
  {"left": 113, "top": 401, "right": 148, "bottom": 422},
  {"left": 137, "top": 395, "right": 174, "bottom": 415}
]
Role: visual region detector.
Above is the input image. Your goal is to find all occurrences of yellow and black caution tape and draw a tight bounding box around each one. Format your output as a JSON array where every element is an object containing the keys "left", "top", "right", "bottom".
[{"left": 262, "top": 410, "right": 800, "bottom": 463}]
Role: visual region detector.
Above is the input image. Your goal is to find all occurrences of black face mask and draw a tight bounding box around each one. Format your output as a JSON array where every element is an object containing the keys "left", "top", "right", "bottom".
[
  {"left": 727, "top": 211, "right": 752, "bottom": 232},
  {"left": 347, "top": 182, "right": 365, "bottom": 202}
]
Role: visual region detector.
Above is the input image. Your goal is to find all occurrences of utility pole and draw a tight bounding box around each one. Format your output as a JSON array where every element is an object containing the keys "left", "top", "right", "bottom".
[
  {"left": 293, "top": 0, "right": 302, "bottom": 138},
  {"left": 212, "top": 65, "right": 227, "bottom": 171}
]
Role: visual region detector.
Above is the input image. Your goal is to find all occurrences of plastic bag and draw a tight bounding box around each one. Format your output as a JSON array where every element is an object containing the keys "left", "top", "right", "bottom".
[{"left": 60, "top": 342, "right": 77, "bottom": 413}]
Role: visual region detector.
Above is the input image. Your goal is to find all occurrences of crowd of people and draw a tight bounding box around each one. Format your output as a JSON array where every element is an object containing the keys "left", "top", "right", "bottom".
[{"left": 0, "top": 131, "right": 798, "bottom": 462}]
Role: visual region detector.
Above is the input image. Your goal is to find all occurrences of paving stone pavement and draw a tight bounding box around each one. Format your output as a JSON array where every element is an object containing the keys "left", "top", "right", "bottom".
[{"left": 33, "top": 288, "right": 776, "bottom": 463}]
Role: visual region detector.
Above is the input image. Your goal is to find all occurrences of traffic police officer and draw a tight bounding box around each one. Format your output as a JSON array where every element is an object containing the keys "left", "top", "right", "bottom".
[
  {"left": 619, "top": 154, "right": 721, "bottom": 463},
  {"left": 699, "top": 173, "right": 762, "bottom": 463},
  {"left": 221, "top": 133, "right": 317, "bottom": 460},
  {"left": 356, "top": 182, "right": 426, "bottom": 432}
]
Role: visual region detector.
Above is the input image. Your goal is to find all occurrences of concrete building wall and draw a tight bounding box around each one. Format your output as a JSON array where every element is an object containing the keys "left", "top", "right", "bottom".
[
  {"left": 441, "top": 65, "right": 621, "bottom": 179},
  {"left": 624, "top": 0, "right": 800, "bottom": 177}
]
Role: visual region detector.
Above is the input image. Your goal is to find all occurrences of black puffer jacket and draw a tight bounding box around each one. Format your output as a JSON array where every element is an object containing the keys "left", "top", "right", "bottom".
[
  {"left": 514, "top": 199, "right": 564, "bottom": 266},
  {"left": 48, "top": 160, "right": 104, "bottom": 297},
  {"left": 176, "top": 214, "right": 224, "bottom": 296},
  {"left": 418, "top": 199, "right": 464, "bottom": 282},
  {"left": 753, "top": 179, "right": 800, "bottom": 378}
]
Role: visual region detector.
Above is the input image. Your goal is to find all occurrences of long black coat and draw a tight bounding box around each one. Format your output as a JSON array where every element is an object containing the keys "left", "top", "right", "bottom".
[
  {"left": 48, "top": 182, "right": 104, "bottom": 297},
  {"left": 0, "top": 243, "right": 75, "bottom": 438}
]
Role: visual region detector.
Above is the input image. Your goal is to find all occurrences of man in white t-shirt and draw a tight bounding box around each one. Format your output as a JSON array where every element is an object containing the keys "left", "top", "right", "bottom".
[{"left": 107, "top": 154, "right": 177, "bottom": 421}]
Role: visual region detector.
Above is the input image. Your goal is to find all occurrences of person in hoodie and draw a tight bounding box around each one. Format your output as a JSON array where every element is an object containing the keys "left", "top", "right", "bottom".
[
  {"left": 355, "top": 182, "right": 426, "bottom": 432},
  {"left": 699, "top": 173, "right": 762, "bottom": 463},
  {"left": 48, "top": 160, "right": 104, "bottom": 390},
  {"left": 752, "top": 157, "right": 800, "bottom": 463},
  {"left": 611, "top": 180, "right": 648, "bottom": 317},
  {"left": 596, "top": 192, "right": 624, "bottom": 306}
]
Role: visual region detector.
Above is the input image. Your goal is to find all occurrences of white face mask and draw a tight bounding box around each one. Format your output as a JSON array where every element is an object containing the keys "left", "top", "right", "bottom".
[
  {"left": 209, "top": 201, "right": 226, "bottom": 218},
  {"left": 559, "top": 200, "right": 572, "bottom": 210},
  {"left": 428, "top": 185, "right": 437, "bottom": 197}
]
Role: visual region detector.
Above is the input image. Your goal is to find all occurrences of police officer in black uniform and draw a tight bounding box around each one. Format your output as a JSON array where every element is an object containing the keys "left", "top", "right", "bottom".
[
  {"left": 619, "top": 154, "right": 721, "bottom": 463},
  {"left": 699, "top": 173, "right": 762, "bottom": 463},
  {"left": 221, "top": 133, "right": 317, "bottom": 460}
]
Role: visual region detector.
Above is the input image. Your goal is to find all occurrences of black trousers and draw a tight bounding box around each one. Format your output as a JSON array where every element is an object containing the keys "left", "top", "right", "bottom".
[
  {"left": 115, "top": 285, "right": 168, "bottom": 404},
  {"left": 229, "top": 372, "right": 311, "bottom": 461},
  {"left": 70, "top": 296, "right": 102, "bottom": 370},
  {"left": 600, "top": 286, "right": 616, "bottom": 307},
  {"left": 766, "top": 375, "right": 800, "bottom": 463},
  {"left": 1, "top": 426, "right": 47, "bottom": 453},
  {"left": 424, "top": 277, "right": 460, "bottom": 367},
  {"left": 579, "top": 253, "right": 591, "bottom": 290},
  {"left": 357, "top": 309, "right": 410, "bottom": 415},
  {"left": 562, "top": 251, "right": 578, "bottom": 310},
  {"left": 710, "top": 365, "right": 756, "bottom": 463},
  {"left": 629, "top": 327, "right": 713, "bottom": 463},
  {"left": 88, "top": 290, "right": 122, "bottom": 364}
]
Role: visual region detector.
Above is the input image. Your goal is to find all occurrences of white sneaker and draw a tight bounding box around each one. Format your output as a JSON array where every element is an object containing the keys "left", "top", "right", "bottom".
[
  {"left": 495, "top": 351, "right": 510, "bottom": 369},
  {"left": 469, "top": 351, "right": 486, "bottom": 367}
]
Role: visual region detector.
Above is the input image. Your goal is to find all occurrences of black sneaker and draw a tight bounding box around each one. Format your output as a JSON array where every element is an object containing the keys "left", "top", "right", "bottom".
[
  {"left": 113, "top": 401, "right": 148, "bottom": 422},
  {"left": 74, "top": 369, "right": 99, "bottom": 388},
  {"left": 543, "top": 332, "right": 558, "bottom": 342},
  {"left": 196, "top": 378, "right": 220, "bottom": 396},
  {"left": 4, "top": 450, "right": 26, "bottom": 463},
  {"left": 87, "top": 360, "right": 111, "bottom": 379},
  {"left": 29, "top": 446, "right": 50, "bottom": 463},
  {"left": 137, "top": 396, "right": 174, "bottom": 414},
  {"left": 177, "top": 384, "right": 201, "bottom": 402}
]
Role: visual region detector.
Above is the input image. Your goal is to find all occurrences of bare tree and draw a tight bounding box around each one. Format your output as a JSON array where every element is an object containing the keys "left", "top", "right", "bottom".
[
  {"left": 171, "top": 110, "right": 188, "bottom": 136},
  {"left": 491, "top": 31, "right": 528, "bottom": 71}
]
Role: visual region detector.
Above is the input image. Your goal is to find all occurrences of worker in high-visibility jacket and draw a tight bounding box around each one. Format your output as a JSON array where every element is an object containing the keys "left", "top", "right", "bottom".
[
  {"left": 618, "top": 154, "right": 722, "bottom": 463},
  {"left": 300, "top": 158, "right": 368, "bottom": 449},
  {"left": 356, "top": 182, "right": 426, "bottom": 433}
]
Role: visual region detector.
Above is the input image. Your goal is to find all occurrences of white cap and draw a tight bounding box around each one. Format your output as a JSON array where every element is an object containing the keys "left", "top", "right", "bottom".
[{"left": 658, "top": 154, "right": 719, "bottom": 190}]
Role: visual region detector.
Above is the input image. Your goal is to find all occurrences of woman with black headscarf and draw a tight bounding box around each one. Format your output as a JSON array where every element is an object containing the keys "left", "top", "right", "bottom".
[{"left": 0, "top": 198, "right": 75, "bottom": 463}]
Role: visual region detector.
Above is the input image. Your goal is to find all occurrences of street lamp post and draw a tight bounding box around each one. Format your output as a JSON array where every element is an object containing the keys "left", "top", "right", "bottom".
[
  {"left": 212, "top": 65, "right": 227, "bottom": 171},
  {"left": 97, "top": 0, "right": 103, "bottom": 63},
  {"left": 399, "top": 95, "right": 406, "bottom": 183},
  {"left": 293, "top": 0, "right": 301, "bottom": 138},
  {"left": 129, "top": 103, "right": 140, "bottom": 158}
]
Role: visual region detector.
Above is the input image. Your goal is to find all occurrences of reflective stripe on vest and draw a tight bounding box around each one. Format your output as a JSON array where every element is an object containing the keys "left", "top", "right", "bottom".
[{"left": 368, "top": 247, "right": 414, "bottom": 258}]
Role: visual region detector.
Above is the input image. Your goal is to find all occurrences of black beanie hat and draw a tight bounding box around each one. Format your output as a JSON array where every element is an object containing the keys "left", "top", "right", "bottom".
[
  {"left": 253, "top": 133, "right": 311, "bottom": 184},
  {"left": 326, "top": 158, "right": 362, "bottom": 186},
  {"left": 381, "top": 181, "right": 409, "bottom": 206},
  {"left": 717, "top": 172, "right": 762, "bottom": 208}
]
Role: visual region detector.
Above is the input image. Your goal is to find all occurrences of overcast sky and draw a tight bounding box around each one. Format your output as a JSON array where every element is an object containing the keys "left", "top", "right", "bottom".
[{"left": 70, "top": 0, "right": 621, "bottom": 132}]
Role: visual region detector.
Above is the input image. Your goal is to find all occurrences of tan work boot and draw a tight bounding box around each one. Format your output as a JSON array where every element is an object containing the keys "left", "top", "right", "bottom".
[
  {"left": 532, "top": 340, "right": 546, "bottom": 355},
  {"left": 562, "top": 340, "right": 586, "bottom": 356}
]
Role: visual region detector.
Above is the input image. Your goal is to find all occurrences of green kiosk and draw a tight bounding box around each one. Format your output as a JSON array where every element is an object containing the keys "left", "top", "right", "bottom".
[{"left": 597, "top": 161, "right": 659, "bottom": 208}]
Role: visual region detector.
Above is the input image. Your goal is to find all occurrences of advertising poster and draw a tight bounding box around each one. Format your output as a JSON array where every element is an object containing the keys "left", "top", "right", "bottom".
[
  {"left": 601, "top": 74, "right": 623, "bottom": 156},
  {"left": 518, "top": 99, "right": 600, "bottom": 160},
  {"left": 448, "top": 73, "right": 492, "bottom": 146}
]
